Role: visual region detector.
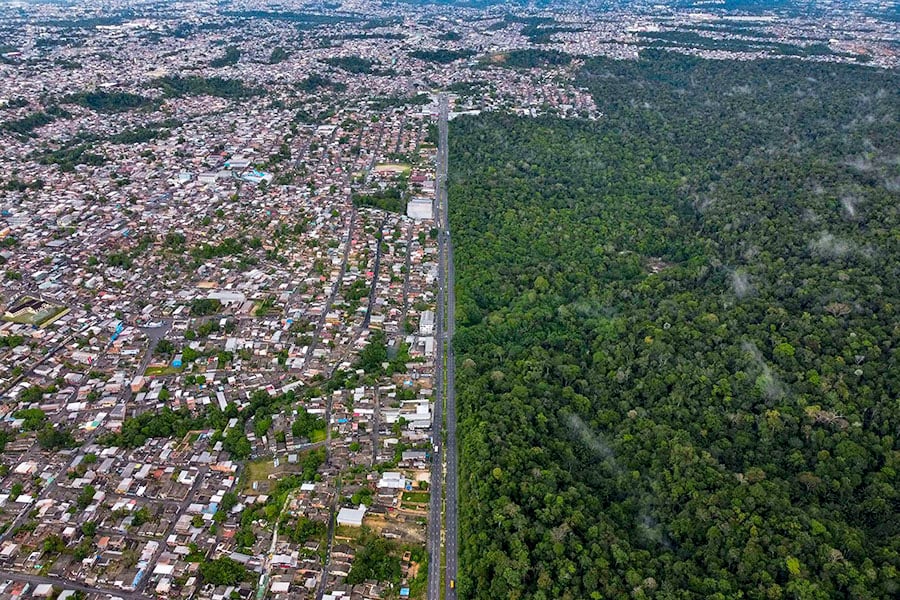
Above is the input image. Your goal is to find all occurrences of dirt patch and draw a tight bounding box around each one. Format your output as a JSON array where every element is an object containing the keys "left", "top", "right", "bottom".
[{"left": 365, "top": 513, "right": 426, "bottom": 544}]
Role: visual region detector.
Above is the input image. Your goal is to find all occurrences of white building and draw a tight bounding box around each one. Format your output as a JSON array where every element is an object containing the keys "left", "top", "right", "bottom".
[
  {"left": 378, "top": 472, "right": 408, "bottom": 489},
  {"left": 337, "top": 504, "right": 367, "bottom": 527},
  {"left": 406, "top": 197, "right": 434, "bottom": 220}
]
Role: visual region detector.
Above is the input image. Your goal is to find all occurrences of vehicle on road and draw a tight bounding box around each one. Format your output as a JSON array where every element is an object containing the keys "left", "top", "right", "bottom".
[{"left": 450, "top": 579, "right": 455, "bottom": 590}]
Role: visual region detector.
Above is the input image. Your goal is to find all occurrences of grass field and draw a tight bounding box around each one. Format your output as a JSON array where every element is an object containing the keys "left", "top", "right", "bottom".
[
  {"left": 334, "top": 525, "right": 363, "bottom": 540},
  {"left": 145, "top": 365, "right": 182, "bottom": 376},
  {"left": 402, "top": 491, "right": 430, "bottom": 503},
  {"left": 373, "top": 163, "right": 411, "bottom": 174},
  {"left": 244, "top": 458, "right": 276, "bottom": 493}
]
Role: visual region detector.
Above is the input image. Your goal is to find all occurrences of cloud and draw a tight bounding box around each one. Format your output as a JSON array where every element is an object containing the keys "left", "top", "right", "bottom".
[
  {"left": 566, "top": 413, "right": 616, "bottom": 463},
  {"left": 565, "top": 414, "right": 673, "bottom": 549},
  {"left": 845, "top": 156, "right": 874, "bottom": 172},
  {"left": 742, "top": 341, "right": 785, "bottom": 401},
  {"left": 730, "top": 269, "right": 754, "bottom": 299},
  {"left": 809, "top": 232, "right": 853, "bottom": 259},
  {"left": 840, "top": 195, "right": 862, "bottom": 220}
]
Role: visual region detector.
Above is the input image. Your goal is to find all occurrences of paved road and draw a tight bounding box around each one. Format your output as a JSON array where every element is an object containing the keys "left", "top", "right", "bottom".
[
  {"left": 445, "top": 231, "right": 459, "bottom": 599},
  {"left": 428, "top": 92, "right": 459, "bottom": 600},
  {"left": 361, "top": 217, "right": 387, "bottom": 329},
  {"left": 315, "top": 474, "right": 342, "bottom": 600},
  {"left": 302, "top": 210, "right": 357, "bottom": 371},
  {"left": 438, "top": 94, "right": 460, "bottom": 600},
  {"left": 134, "top": 465, "right": 209, "bottom": 594},
  {"left": 0, "top": 569, "right": 149, "bottom": 599}
]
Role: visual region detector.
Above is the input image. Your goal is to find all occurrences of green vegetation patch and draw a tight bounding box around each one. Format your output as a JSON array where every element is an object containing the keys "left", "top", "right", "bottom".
[
  {"left": 198, "top": 556, "right": 247, "bottom": 585},
  {"left": 452, "top": 52, "right": 900, "bottom": 600},
  {"left": 401, "top": 491, "right": 430, "bottom": 503},
  {"left": 295, "top": 73, "right": 348, "bottom": 93},
  {"left": 481, "top": 48, "right": 572, "bottom": 69},
  {"left": 352, "top": 186, "right": 406, "bottom": 214},
  {"left": 269, "top": 46, "right": 290, "bottom": 64},
  {"left": 210, "top": 45, "right": 241, "bottom": 68},
  {"left": 244, "top": 458, "right": 276, "bottom": 493},
  {"left": 634, "top": 29, "right": 850, "bottom": 57},
  {"left": 308, "top": 428, "right": 327, "bottom": 443},
  {"left": 144, "top": 365, "right": 182, "bottom": 376},
  {"left": 62, "top": 90, "right": 157, "bottom": 113},
  {"left": 152, "top": 75, "right": 260, "bottom": 99},
  {"left": 0, "top": 111, "right": 57, "bottom": 136},
  {"left": 324, "top": 55, "right": 376, "bottom": 74}
]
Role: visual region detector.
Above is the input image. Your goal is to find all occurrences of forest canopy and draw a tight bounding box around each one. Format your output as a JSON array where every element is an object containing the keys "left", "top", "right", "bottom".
[{"left": 451, "top": 52, "right": 899, "bottom": 600}]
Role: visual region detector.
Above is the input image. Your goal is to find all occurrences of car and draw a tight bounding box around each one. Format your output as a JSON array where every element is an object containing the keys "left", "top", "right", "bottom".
[{"left": 450, "top": 579, "right": 455, "bottom": 590}]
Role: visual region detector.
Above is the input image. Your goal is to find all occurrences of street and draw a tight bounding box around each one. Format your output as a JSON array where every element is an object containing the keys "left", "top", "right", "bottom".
[{"left": 0, "top": 569, "right": 149, "bottom": 599}]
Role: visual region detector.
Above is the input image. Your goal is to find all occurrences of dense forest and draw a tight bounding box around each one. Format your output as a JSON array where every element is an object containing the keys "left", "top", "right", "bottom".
[
  {"left": 451, "top": 52, "right": 899, "bottom": 600},
  {"left": 324, "top": 55, "right": 377, "bottom": 74},
  {"left": 151, "top": 75, "right": 260, "bottom": 99},
  {"left": 62, "top": 90, "right": 157, "bottom": 113},
  {"left": 209, "top": 45, "right": 242, "bottom": 68}
]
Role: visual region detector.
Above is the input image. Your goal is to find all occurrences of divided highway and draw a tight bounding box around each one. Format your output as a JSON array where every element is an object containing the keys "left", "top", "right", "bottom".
[{"left": 427, "top": 93, "right": 459, "bottom": 600}]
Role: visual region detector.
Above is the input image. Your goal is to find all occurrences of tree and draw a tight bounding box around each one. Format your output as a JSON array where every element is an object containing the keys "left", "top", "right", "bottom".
[
  {"left": 155, "top": 339, "right": 175, "bottom": 356},
  {"left": 190, "top": 298, "right": 222, "bottom": 316},
  {"left": 13, "top": 408, "right": 46, "bottom": 430},
  {"left": 198, "top": 557, "right": 247, "bottom": 585},
  {"left": 291, "top": 407, "right": 325, "bottom": 440},
  {"left": 81, "top": 521, "right": 97, "bottom": 537},
  {"left": 131, "top": 506, "right": 151, "bottom": 527},
  {"left": 223, "top": 427, "right": 251, "bottom": 459},
  {"left": 42, "top": 534, "right": 66, "bottom": 555},
  {"left": 346, "top": 529, "right": 401, "bottom": 584},
  {"left": 356, "top": 331, "right": 388, "bottom": 373},
  {"left": 77, "top": 485, "right": 96, "bottom": 509},
  {"left": 37, "top": 426, "right": 78, "bottom": 450}
]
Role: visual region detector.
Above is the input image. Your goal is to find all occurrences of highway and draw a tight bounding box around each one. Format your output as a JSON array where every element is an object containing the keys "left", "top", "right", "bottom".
[
  {"left": 427, "top": 92, "right": 459, "bottom": 600},
  {"left": 441, "top": 94, "right": 460, "bottom": 600}
]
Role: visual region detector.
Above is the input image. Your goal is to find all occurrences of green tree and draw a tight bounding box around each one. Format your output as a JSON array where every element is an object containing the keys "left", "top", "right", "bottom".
[{"left": 198, "top": 557, "right": 247, "bottom": 585}]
